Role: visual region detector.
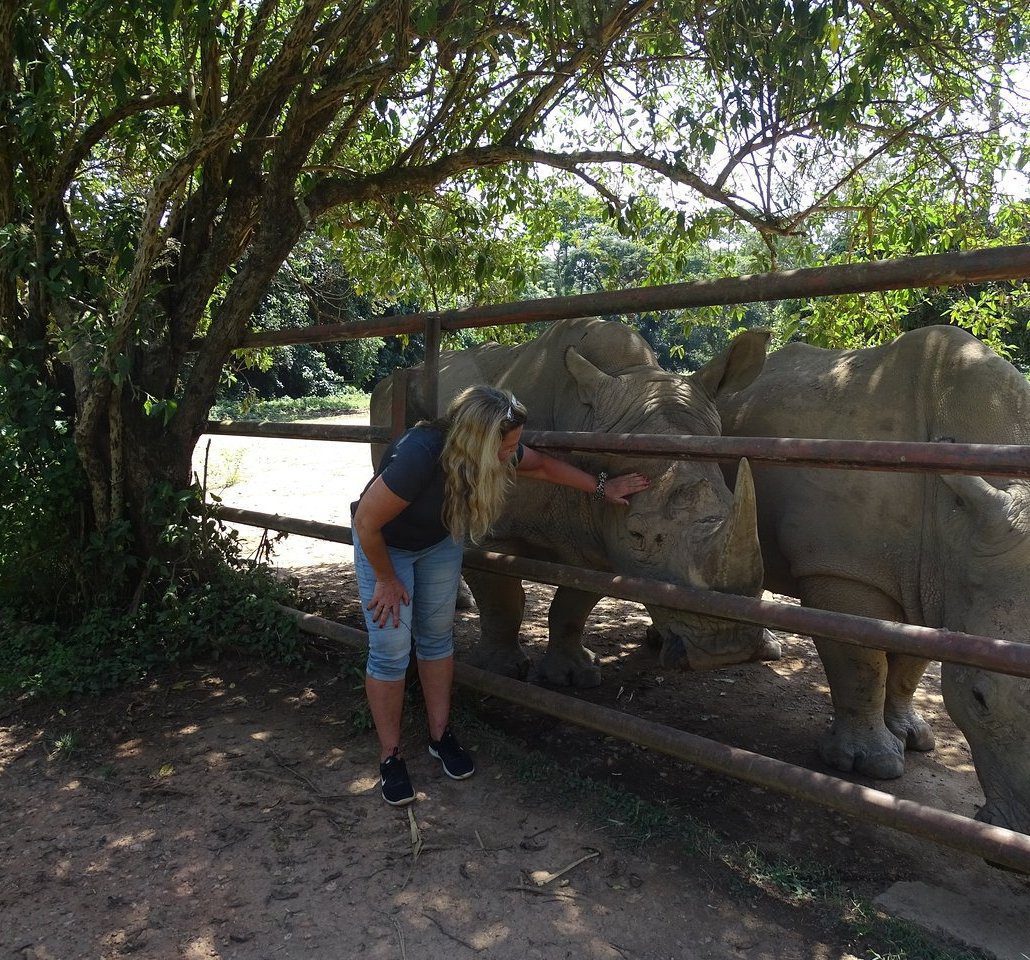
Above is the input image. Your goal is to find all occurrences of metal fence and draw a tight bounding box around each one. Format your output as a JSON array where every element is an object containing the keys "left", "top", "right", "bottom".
[{"left": 204, "top": 244, "right": 1030, "bottom": 872}]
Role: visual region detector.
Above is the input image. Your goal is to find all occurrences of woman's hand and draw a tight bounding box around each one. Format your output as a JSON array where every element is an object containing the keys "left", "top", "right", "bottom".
[
  {"left": 367, "top": 577, "right": 410, "bottom": 628},
  {"left": 605, "top": 472, "right": 651, "bottom": 506}
]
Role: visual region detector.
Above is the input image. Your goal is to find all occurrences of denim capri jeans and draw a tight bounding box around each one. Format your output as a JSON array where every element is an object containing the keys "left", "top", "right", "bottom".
[{"left": 353, "top": 530, "right": 465, "bottom": 681}]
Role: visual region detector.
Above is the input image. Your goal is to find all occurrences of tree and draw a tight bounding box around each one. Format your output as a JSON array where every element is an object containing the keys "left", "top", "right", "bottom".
[
  {"left": 2, "top": 0, "right": 1027, "bottom": 611},
  {"left": 531, "top": 189, "right": 771, "bottom": 370}
]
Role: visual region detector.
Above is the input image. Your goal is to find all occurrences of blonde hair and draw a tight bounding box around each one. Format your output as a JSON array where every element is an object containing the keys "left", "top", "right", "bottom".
[{"left": 440, "top": 385, "right": 528, "bottom": 543}]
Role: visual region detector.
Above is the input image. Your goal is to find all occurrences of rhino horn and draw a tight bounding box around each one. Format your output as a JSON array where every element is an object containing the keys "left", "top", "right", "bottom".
[{"left": 706, "top": 458, "right": 763, "bottom": 594}]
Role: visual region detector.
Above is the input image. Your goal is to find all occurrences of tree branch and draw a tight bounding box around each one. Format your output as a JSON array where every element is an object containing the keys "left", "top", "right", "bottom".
[
  {"left": 228, "top": 0, "right": 280, "bottom": 99},
  {"left": 45, "top": 92, "right": 188, "bottom": 206},
  {"left": 500, "top": 0, "right": 658, "bottom": 146},
  {"left": 519, "top": 148, "right": 794, "bottom": 234},
  {"left": 76, "top": 0, "right": 331, "bottom": 479},
  {"left": 782, "top": 103, "right": 944, "bottom": 232}
]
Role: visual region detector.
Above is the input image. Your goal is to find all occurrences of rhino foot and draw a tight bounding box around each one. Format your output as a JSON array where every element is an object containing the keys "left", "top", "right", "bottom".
[
  {"left": 536, "top": 647, "right": 602, "bottom": 688},
  {"left": 748, "top": 629, "right": 782, "bottom": 662},
  {"left": 819, "top": 721, "right": 906, "bottom": 779},
  {"left": 469, "top": 641, "right": 530, "bottom": 680},
  {"left": 884, "top": 707, "right": 935, "bottom": 752}
]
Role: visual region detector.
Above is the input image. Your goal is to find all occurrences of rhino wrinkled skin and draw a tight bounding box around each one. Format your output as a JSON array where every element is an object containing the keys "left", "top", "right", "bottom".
[
  {"left": 371, "top": 318, "right": 779, "bottom": 687},
  {"left": 718, "top": 325, "right": 1030, "bottom": 836}
]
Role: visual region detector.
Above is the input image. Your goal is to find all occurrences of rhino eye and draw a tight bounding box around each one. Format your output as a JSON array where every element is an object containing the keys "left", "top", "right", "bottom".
[{"left": 972, "top": 687, "right": 989, "bottom": 714}]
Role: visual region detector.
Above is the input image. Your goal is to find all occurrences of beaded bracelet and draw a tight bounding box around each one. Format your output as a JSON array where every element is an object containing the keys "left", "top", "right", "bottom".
[{"left": 592, "top": 471, "right": 608, "bottom": 501}]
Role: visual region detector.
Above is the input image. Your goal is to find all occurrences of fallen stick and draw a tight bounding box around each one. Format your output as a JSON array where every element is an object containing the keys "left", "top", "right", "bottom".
[{"left": 530, "top": 848, "right": 600, "bottom": 886}]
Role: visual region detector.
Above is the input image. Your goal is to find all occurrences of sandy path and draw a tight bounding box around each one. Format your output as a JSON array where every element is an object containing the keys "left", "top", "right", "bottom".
[{"left": 196, "top": 413, "right": 374, "bottom": 567}]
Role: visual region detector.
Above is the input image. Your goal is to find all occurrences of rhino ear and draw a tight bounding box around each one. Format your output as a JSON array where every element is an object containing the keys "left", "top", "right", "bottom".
[
  {"left": 565, "top": 346, "right": 615, "bottom": 405},
  {"left": 695, "top": 329, "right": 771, "bottom": 399}
]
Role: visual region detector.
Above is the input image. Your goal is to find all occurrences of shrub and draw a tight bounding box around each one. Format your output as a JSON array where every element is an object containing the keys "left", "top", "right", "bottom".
[
  {"left": 0, "top": 347, "right": 304, "bottom": 698},
  {"left": 209, "top": 387, "right": 369, "bottom": 422}
]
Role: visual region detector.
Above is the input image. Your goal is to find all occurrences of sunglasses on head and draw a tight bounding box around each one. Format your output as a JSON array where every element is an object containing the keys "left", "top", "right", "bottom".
[{"left": 501, "top": 394, "right": 521, "bottom": 428}]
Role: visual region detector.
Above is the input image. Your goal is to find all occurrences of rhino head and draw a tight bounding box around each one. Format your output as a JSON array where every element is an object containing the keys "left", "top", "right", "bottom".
[
  {"left": 564, "top": 330, "right": 778, "bottom": 670},
  {"left": 936, "top": 474, "right": 1030, "bottom": 839}
]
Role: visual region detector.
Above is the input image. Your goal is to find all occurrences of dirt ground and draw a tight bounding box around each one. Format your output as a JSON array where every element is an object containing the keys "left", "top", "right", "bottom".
[{"left": 2, "top": 414, "right": 1028, "bottom": 960}]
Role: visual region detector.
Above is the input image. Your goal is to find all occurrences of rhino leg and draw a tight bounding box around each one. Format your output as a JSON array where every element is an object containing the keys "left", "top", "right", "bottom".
[
  {"left": 885, "top": 653, "right": 935, "bottom": 751},
  {"left": 646, "top": 624, "right": 781, "bottom": 661},
  {"left": 803, "top": 577, "right": 906, "bottom": 779},
  {"left": 537, "top": 586, "right": 604, "bottom": 688},
  {"left": 455, "top": 577, "right": 476, "bottom": 611},
  {"left": 815, "top": 637, "right": 906, "bottom": 778},
  {"left": 462, "top": 567, "right": 530, "bottom": 679}
]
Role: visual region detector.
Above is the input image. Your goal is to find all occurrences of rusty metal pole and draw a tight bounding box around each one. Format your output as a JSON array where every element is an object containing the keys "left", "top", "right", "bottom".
[
  {"left": 280, "top": 605, "right": 1030, "bottom": 874},
  {"left": 201, "top": 421, "right": 1030, "bottom": 479},
  {"left": 391, "top": 367, "right": 409, "bottom": 439},
  {"left": 203, "top": 422, "right": 393, "bottom": 443},
  {"left": 232, "top": 245, "right": 1030, "bottom": 350},
  {"left": 423, "top": 315, "right": 442, "bottom": 419}
]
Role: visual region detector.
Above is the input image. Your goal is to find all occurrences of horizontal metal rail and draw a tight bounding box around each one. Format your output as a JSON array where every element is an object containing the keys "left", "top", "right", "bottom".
[
  {"left": 210, "top": 505, "right": 1030, "bottom": 679},
  {"left": 203, "top": 420, "right": 1030, "bottom": 477},
  {"left": 204, "top": 421, "right": 393, "bottom": 443},
  {"left": 281, "top": 605, "right": 1030, "bottom": 874},
  {"left": 233, "top": 245, "right": 1030, "bottom": 349}
]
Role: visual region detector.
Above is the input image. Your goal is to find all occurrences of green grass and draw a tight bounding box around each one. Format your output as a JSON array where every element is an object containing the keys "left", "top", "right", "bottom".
[
  {"left": 45, "top": 731, "right": 80, "bottom": 760},
  {"left": 210, "top": 388, "right": 369, "bottom": 422}
]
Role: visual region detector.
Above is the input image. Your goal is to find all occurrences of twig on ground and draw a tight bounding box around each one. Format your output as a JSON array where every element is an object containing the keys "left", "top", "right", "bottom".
[
  {"left": 408, "top": 807, "right": 424, "bottom": 860},
  {"left": 422, "top": 911, "right": 483, "bottom": 952},
  {"left": 523, "top": 823, "right": 558, "bottom": 841},
  {"left": 138, "top": 784, "right": 192, "bottom": 798},
  {"left": 266, "top": 746, "right": 328, "bottom": 795},
  {"left": 244, "top": 765, "right": 354, "bottom": 801},
  {"left": 505, "top": 884, "right": 572, "bottom": 900},
  {"left": 530, "top": 848, "right": 600, "bottom": 886},
  {"left": 394, "top": 917, "right": 406, "bottom": 960}
]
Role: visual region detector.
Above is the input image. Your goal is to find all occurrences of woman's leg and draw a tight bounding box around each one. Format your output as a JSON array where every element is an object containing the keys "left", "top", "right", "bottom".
[
  {"left": 416, "top": 657, "right": 453, "bottom": 742},
  {"left": 411, "top": 537, "right": 464, "bottom": 738},
  {"left": 365, "top": 676, "right": 407, "bottom": 760},
  {"left": 353, "top": 532, "right": 417, "bottom": 760}
]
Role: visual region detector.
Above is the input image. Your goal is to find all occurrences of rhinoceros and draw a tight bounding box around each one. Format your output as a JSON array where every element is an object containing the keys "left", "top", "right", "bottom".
[
  {"left": 370, "top": 317, "right": 779, "bottom": 686},
  {"left": 718, "top": 324, "right": 1030, "bottom": 834}
]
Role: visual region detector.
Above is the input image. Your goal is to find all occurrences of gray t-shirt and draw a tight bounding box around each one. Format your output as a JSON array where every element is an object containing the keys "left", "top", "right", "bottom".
[{"left": 353, "top": 424, "right": 523, "bottom": 550}]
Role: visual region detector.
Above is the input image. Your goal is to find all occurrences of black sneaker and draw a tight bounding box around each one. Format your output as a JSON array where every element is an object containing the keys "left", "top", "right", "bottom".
[
  {"left": 379, "top": 750, "right": 415, "bottom": 806},
  {"left": 428, "top": 728, "right": 475, "bottom": 780}
]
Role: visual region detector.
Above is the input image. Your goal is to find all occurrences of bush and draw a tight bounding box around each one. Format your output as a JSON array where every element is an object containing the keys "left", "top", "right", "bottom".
[
  {"left": 209, "top": 387, "right": 369, "bottom": 422},
  {"left": 0, "top": 491, "right": 306, "bottom": 699},
  {"left": 0, "top": 561, "right": 302, "bottom": 698},
  {"left": 0, "top": 348, "right": 305, "bottom": 698},
  {"left": 0, "top": 344, "right": 83, "bottom": 613}
]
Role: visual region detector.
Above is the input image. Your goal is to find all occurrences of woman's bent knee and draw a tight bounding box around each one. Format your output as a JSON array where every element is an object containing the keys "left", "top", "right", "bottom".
[
  {"left": 414, "top": 637, "right": 454, "bottom": 662},
  {"left": 367, "top": 630, "right": 413, "bottom": 681},
  {"left": 366, "top": 652, "right": 409, "bottom": 682}
]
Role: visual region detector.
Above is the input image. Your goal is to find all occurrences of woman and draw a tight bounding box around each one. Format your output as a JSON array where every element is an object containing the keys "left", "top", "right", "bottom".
[{"left": 352, "top": 384, "right": 650, "bottom": 805}]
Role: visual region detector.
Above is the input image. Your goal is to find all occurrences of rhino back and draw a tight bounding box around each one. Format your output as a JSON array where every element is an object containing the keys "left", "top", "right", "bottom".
[
  {"left": 723, "top": 325, "right": 1030, "bottom": 444},
  {"left": 368, "top": 319, "right": 662, "bottom": 566},
  {"left": 372, "top": 318, "right": 661, "bottom": 430},
  {"left": 717, "top": 325, "right": 1030, "bottom": 608}
]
